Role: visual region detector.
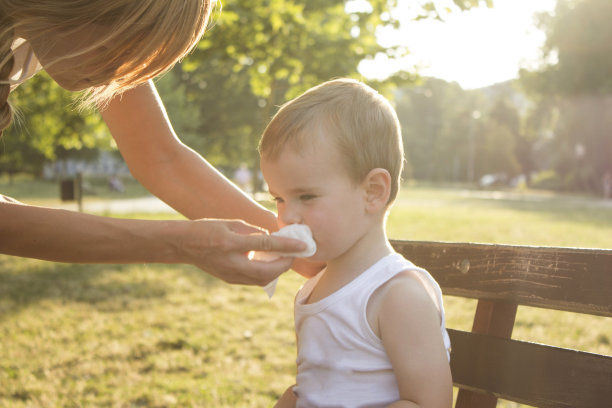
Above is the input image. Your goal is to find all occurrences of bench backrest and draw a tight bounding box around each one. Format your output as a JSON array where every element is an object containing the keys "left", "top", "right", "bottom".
[{"left": 390, "top": 240, "right": 612, "bottom": 408}]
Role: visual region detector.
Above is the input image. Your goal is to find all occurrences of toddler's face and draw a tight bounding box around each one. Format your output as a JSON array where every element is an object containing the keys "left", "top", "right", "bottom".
[{"left": 261, "top": 139, "right": 371, "bottom": 262}]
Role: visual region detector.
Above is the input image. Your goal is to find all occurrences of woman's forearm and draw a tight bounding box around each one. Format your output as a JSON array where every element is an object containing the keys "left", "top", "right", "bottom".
[
  {"left": 137, "top": 142, "right": 278, "bottom": 230},
  {"left": 100, "top": 81, "right": 279, "bottom": 232},
  {"left": 0, "top": 201, "right": 181, "bottom": 264}
]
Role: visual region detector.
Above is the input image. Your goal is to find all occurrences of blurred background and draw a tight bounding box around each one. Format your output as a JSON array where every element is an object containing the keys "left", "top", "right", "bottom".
[
  {"left": 3, "top": 0, "right": 611, "bottom": 198},
  {"left": 2, "top": 1, "right": 611, "bottom": 406}
]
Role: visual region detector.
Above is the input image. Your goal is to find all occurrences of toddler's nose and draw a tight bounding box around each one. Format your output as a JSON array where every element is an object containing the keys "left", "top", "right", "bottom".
[{"left": 280, "top": 205, "right": 302, "bottom": 226}]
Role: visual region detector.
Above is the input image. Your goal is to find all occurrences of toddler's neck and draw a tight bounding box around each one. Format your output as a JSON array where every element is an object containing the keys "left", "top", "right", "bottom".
[{"left": 307, "top": 228, "right": 393, "bottom": 303}]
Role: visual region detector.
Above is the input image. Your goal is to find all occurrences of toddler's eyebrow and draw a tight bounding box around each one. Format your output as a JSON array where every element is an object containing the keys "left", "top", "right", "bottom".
[
  {"left": 291, "top": 187, "right": 319, "bottom": 195},
  {"left": 268, "top": 187, "right": 316, "bottom": 196}
]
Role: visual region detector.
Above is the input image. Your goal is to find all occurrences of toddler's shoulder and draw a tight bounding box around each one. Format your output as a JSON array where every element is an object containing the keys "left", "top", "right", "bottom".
[
  {"left": 367, "top": 268, "right": 441, "bottom": 337},
  {"left": 378, "top": 269, "right": 438, "bottom": 308}
]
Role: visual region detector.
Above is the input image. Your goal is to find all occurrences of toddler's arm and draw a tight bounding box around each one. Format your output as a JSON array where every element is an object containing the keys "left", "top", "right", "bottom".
[
  {"left": 274, "top": 385, "right": 297, "bottom": 408},
  {"left": 376, "top": 273, "right": 452, "bottom": 407}
]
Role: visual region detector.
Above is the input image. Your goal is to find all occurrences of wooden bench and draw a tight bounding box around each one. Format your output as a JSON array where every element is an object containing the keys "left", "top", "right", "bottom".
[{"left": 390, "top": 240, "right": 612, "bottom": 408}]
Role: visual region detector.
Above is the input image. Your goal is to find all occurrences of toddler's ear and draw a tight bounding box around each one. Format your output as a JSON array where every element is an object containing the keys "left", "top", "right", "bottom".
[{"left": 363, "top": 168, "right": 391, "bottom": 213}]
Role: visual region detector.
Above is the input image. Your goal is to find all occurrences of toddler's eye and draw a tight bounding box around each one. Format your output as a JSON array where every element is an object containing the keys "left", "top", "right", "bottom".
[
  {"left": 300, "top": 194, "right": 316, "bottom": 201},
  {"left": 273, "top": 196, "right": 285, "bottom": 204}
]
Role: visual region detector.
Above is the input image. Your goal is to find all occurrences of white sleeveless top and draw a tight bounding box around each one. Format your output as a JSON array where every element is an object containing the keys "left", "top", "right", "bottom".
[{"left": 293, "top": 253, "right": 451, "bottom": 408}]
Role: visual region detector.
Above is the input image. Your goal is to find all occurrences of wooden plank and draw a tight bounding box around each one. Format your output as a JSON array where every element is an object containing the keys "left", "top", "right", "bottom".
[
  {"left": 455, "top": 391, "right": 497, "bottom": 408},
  {"left": 391, "top": 240, "right": 612, "bottom": 317},
  {"left": 470, "top": 300, "right": 518, "bottom": 336},
  {"left": 448, "top": 329, "right": 612, "bottom": 408},
  {"left": 455, "top": 300, "right": 518, "bottom": 408}
]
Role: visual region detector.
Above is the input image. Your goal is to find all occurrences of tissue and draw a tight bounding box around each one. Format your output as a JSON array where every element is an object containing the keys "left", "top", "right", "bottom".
[{"left": 250, "top": 224, "right": 316, "bottom": 297}]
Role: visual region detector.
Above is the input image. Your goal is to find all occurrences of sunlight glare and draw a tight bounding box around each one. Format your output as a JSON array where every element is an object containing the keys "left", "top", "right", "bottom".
[{"left": 359, "top": 0, "right": 556, "bottom": 89}]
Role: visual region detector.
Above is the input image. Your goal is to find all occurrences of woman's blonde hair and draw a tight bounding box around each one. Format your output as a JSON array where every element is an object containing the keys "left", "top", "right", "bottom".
[
  {"left": 259, "top": 78, "right": 404, "bottom": 204},
  {"left": 0, "top": 0, "right": 216, "bottom": 135}
]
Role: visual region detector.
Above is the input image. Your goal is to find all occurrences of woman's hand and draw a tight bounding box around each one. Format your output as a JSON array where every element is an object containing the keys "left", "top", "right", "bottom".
[{"left": 176, "top": 218, "right": 307, "bottom": 285}]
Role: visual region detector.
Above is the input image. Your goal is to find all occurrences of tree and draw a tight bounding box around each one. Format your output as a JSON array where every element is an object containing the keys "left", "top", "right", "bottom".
[
  {"left": 159, "top": 0, "right": 406, "bottom": 175},
  {"left": 474, "top": 118, "right": 520, "bottom": 180},
  {"left": 520, "top": 0, "right": 612, "bottom": 193},
  {"left": 3, "top": 0, "right": 490, "bottom": 180},
  {"left": 158, "top": 0, "right": 491, "bottom": 181},
  {"left": 395, "top": 78, "right": 487, "bottom": 182},
  {"left": 525, "top": 0, "right": 612, "bottom": 95},
  {"left": 1, "top": 73, "right": 110, "bottom": 178},
  {"left": 485, "top": 96, "right": 522, "bottom": 179}
]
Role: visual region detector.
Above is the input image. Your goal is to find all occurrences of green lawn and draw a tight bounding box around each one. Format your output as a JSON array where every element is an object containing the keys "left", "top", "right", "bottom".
[
  {"left": 1, "top": 181, "right": 610, "bottom": 407},
  {"left": 0, "top": 174, "right": 151, "bottom": 203}
]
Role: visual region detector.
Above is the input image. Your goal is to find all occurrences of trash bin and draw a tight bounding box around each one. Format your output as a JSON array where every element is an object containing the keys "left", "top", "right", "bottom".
[
  {"left": 60, "top": 179, "right": 75, "bottom": 201},
  {"left": 59, "top": 173, "right": 82, "bottom": 211}
]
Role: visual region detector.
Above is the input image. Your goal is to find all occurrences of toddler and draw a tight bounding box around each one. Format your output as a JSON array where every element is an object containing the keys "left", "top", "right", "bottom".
[{"left": 259, "top": 78, "right": 452, "bottom": 408}]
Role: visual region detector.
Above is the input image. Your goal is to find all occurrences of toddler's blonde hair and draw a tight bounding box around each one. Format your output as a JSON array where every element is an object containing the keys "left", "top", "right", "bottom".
[{"left": 259, "top": 78, "right": 404, "bottom": 204}]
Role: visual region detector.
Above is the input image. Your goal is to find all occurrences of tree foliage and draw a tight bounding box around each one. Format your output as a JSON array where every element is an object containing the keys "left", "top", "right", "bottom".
[
  {"left": 3, "top": 0, "right": 490, "bottom": 179},
  {"left": 524, "top": 0, "right": 612, "bottom": 95},
  {"left": 157, "top": 0, "right": 490, "bottom": 174},
  {"left": 158, "top": 0, "right": 407, "bottom": 171},
  {"left": 520, "top": 0, "right": 612, "bottom": 193},
  {"left": 1, "top": 73, "right": 109, "bottom": 177},
  {"left": 396, "top": 78, "right": 526, "bottom": 184}
]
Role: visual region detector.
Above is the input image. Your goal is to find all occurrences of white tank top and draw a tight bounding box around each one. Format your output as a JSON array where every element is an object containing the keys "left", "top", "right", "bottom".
[{"left": 293, "top": 253, "right": 451, "bottom": 408}]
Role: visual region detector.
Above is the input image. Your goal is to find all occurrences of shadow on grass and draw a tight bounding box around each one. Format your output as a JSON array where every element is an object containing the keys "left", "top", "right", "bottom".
[{"left": 0, "top": 257, "right": 221, "bottom": 317}]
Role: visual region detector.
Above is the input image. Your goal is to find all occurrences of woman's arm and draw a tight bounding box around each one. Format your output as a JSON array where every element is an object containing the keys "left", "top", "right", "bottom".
[
  {"left": 376, "top": 274, "right": 453, "bottom": 408},
  {"left": 99, "top": 81, "right": 276, "bottom": 226},
  {"left": 99, "top": 81, "right": 322, "bottom": 277},
  {"left": 0, "top": 198, "right": 304, "bottom": 285}
]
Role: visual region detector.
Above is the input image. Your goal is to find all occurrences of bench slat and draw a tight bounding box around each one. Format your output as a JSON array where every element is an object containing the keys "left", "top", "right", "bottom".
[
  {"left": 449, "top": 329, "right": 612, "bottom": 408},
  {"left": 455, "top": 300, "right": 519, "bottom": 408},
  {"left": 391, "top": 240, "right": 612, "bottom": 317}
]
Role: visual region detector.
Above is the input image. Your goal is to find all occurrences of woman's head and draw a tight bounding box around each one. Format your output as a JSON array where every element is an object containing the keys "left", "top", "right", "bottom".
[{"left": 0, "top": 0, "right": 216, "bottom": 133}]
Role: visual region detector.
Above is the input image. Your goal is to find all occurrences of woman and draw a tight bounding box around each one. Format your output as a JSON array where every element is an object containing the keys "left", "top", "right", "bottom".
[{"left": 0, "top": 1, "right": 316, "bottom": 285}]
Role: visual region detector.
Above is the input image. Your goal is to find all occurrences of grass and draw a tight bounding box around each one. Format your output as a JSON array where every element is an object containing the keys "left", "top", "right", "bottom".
[
  {"left": 0, "top": 259, "right": 299, "bottom": 407},
  {"left": 1, "top": 179, "right": 611, "bottom": 407},
  {"left": 388, "top": 184, "right": 612, "bottom": 249},
  {"left": 0, "top": 174, "right": 150, "bottom": 204}
]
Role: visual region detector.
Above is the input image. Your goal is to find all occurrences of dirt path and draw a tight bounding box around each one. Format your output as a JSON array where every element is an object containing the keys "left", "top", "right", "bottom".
[{"left": 52, "top": 196, "right": 178, "bottom": 215}]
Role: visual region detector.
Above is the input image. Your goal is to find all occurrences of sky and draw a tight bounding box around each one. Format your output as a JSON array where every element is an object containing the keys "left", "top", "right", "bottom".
[{"left": 358, "top": 0, "right": 557, "bottom": 89}]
